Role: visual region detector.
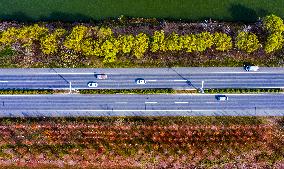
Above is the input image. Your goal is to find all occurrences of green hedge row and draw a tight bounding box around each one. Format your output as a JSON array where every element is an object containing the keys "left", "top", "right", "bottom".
[
  {"left": 0, "top": 89, "right": 54, "bottom": 95},
  {"left": 204, "top": 88, "right": 281, "bottom": 94},
  {"left": 79, "top": 89, "right": 175, "bottom": 94}
]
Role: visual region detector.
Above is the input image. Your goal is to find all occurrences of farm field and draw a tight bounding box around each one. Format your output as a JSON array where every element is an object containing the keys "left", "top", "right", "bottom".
[
  {"left": 0, "top": 0, "right": 283, "bottom": 22},
  {"left": 0, "top": 117, "right": 283, "bottom": 168}
]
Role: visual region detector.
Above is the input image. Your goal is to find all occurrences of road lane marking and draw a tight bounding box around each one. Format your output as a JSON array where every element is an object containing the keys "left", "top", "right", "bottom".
[
  {"left": 40, "top": 73, "right": 95, "bottom": 75},
  {"left": 174, "top": 102, "right": 188, "bottom": 104},
  {"left": 211, "top": 72, "right": 278, "bottom": 74},
  {"left": 34, "top": 109, "right": 258, "bottom": 112},
  {"left": 174, "top": 80, "right": 187, "bottom": 82},
  {"left": 0, "top": 81, "right": 8, "bottom": 83},
  {"left": 115, "top": 102, "right": 128, "bottom": 104},
  {"left": 146, "top": 80, "right": 157, "bottom": 82},
  {"left": 145, "top": 102, "right": 158, "bottom": 104}
]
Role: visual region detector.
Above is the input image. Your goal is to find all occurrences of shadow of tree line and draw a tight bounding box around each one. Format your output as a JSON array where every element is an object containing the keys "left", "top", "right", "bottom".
[{"left": 0, "top": 3, "right": 272, "bottom": 23}]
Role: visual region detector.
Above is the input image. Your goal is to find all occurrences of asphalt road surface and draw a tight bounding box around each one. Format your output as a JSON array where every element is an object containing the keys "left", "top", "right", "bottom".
[
  {"left": 0, "top": 94, "right": 283, "bottom": 117},
  {"left": 0, "top": 67, "right": 283, "bottom": 90}
]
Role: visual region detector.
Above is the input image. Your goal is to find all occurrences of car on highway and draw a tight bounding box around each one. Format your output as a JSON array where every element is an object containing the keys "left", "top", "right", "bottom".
[
  {"left": 135, "top": 78, "right": 146, "bottom": 84},
  {"left": 95, "top": 74, "right": 108, "bottom": 79},
  {"left": 87, "top": 82, "right": 98, "bottom": 88},
  {"left": 244, "top": 64, "right": 259, "bottom": 71},
  {"left": 216, "top": 95, "right": 228, "bottom": 101}
]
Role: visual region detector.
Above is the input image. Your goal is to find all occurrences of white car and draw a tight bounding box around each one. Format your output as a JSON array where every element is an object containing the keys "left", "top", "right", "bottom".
[
  {"left": 244, "top": 65, "right": 259, "bottom": 71},
  {"left": 96, "top": 74, "right": 108, "bottom": 79},
  {"left": 136, "top": 78, "right": 146, "bottom": 85},
  {"left": 87, "top": 82, "right": 98, "bottom": 88},
  {"left": 216, "top": 95, "right": 228, "bottom": 101}
]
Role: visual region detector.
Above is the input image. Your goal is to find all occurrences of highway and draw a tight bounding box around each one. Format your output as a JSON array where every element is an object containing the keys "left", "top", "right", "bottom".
[
  {"left": 0, "top": 94, "right": 283, "bottom": 117},
  {"left": 0, "top": 67, "right": 283, "bottom": 90}
]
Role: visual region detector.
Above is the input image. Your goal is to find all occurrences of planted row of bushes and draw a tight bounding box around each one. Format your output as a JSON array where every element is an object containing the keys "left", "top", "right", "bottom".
[
  {"left": 0, "top": 89, "right": 54, "bottom": 95},
  {"left": 204, "top": 88, "right": 281, "bottom": 94},
  {"left": 79, "top": 88, "right": 175, "bottom": 94},
  {"left": 0, "top": 14, "right": 283, "bottom": 63},
  {"left": 0, "top": 88, "right": 280, "bottom": 95}
]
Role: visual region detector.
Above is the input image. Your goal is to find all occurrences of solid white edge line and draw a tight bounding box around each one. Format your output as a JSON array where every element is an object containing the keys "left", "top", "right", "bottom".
[
  {"left": 0, "top": 81, "right": 8, "bottom": 83},
  {"left": 115, "top": 102, "right": 128, "bottom": 104},
  {"left": 0, "top": 93, "right": 283, "bottom": 97},
  {"left": 26, "top": 109, "right": 269, "bottom": 112},
  {"left": 38, "top": 73, "right": 95, "bottom": 75}
]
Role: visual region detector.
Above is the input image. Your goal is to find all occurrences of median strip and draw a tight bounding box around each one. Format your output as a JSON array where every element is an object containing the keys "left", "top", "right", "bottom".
[
  {"left": 0, "top": 88, "right": 281, "bottom": 95},
  {"left": 79, "top": 89, "right": 175, "bottom": 94},
  {"left": 204, "top": 88, "right": 282, "bottom": 94},
  {"left": 0, "top": 89, "right": 56, "bottom": 95}
]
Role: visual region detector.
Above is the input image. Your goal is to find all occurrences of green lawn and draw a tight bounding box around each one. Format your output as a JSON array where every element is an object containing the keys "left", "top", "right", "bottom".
[{"left": 0, "top": 0, "right": 283, "bottom": 22}]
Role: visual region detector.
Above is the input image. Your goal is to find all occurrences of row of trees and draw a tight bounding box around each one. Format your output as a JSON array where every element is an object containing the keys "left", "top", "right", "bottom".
[
  {"left": 0, "top": 15, "right": 283, "bottom": 62},
  {"left": 263, "top": 14, "right": 284, "bottom": 53}
]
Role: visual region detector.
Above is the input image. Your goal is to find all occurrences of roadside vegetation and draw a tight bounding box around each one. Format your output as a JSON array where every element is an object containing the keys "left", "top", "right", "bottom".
[
  {"left": 0, "top": 14, "right": 283, "bottom": 68},
  {"left": 0, "top": 88, "right": 281, "bottom": 95},
  {"left": 0, "top": 89, "right": 54, "bottom": 95},
  {"left": 0, "top": 117, "right": 282, "bottom": 168},
  {"left": 204, "top": 88, "right": 281, "bottom": 94},
  {"left": 79, "top": 89, "right": 174, "bottom": 94}
]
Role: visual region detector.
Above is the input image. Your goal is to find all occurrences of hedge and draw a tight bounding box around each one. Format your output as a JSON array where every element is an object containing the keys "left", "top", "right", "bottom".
[
  {"left": 204, "top": 88, "right": 281, "bottom": 94},
  {"left": 0, "top": 90, "right": 54, "bottom": 95},
  {"left": 79, "top": 89, "right": 175, "bottom": 94}
]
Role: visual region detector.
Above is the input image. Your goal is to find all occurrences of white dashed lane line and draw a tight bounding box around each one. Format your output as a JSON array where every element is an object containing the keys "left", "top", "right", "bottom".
[
  {"left": 115, "top": 102, "right": 128, "bottom": 104},
  {"left": 145, "top": 102, "right": 158, "bottom": 104},
  {"left": 146, "top": 80, "right": 157, "bottom": 82},
  {"left": 173, "top": 80, "right": 188, "bottom": 82},
  {"left": 174, "top": 102, "right": 189, "bottom": 104}
]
